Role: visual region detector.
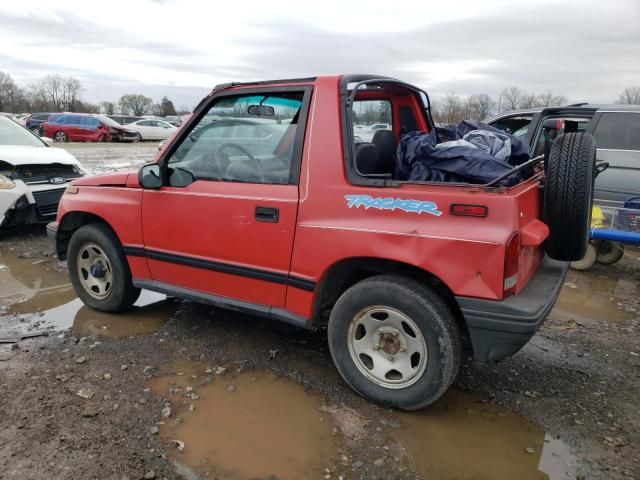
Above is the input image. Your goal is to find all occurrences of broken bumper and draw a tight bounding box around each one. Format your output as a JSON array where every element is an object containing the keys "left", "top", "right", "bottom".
[{"left": 456, "top": 255, "right": 569, "bottom": 365}]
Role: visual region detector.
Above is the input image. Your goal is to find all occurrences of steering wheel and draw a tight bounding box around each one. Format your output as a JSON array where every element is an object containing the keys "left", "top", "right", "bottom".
[{"left": 215, "top": 143, "right": 265, "bottom": 182}]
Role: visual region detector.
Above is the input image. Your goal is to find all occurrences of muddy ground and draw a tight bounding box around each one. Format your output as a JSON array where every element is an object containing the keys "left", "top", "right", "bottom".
[{"left": 0, "top": 144, "right": 639, "bottom": 480}]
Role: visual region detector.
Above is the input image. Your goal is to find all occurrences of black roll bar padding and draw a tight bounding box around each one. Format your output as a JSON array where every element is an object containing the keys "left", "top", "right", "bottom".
[{"left": 484, "top": 155, "right": 545, "bottom": 188}]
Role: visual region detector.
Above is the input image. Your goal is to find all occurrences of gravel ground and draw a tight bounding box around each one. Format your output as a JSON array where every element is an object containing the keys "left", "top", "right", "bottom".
[{"left": 0, "top": 144, "right": 638, "bottom": 479}]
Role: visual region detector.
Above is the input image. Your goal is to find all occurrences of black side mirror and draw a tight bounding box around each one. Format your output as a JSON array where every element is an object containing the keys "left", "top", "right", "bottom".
[{"left": 139, "top": 163, "right": 162, "bottom": 189}]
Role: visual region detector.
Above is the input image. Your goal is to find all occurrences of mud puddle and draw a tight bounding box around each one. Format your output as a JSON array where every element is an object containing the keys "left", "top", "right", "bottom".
[
  {"left": 150, "top": 361, "right": 576, "bottom": 480},
  {"left": 149, "top": 361, "right": 340, "bottom": 480},
  {"left": 553, "top": 269, "right": 637, "bottom": 323},
  {"left": 1, "top": 247, "right": 174, "bottom": 339},
  {"left": 394, "top": 390, "right": 577, "bottom": 480}
]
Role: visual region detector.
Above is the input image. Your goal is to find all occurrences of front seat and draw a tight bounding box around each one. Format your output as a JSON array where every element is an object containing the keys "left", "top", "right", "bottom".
[
  {"left": 372, "top": 130, "right": 397, "bottom": 175},
  {"left": 355, "top": 142, "right": 378, "bottom": 175}
]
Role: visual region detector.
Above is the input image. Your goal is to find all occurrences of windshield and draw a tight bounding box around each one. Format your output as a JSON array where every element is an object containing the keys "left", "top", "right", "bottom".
[
  {"left": 0, "top": 116, "right": 46, "bottom": 147},
  {"left": 96, "top": 115, "right": 122, "bottom": 128}
]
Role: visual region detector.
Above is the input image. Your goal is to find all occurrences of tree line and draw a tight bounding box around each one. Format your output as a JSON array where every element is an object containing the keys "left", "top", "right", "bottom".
[
  {"left": 2, "top": 70, "right": 640, "bottom": 121},
  {"left": 431, "top": 85, "right": 640, "bottom": 124},
  {"left": 0, "top": 71, "right": 186, "bottom": 117}
]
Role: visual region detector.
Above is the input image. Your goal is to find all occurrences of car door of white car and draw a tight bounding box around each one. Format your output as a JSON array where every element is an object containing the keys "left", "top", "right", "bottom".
[{"left": 153, "top": 121, "right": 175, "bottom": 140}]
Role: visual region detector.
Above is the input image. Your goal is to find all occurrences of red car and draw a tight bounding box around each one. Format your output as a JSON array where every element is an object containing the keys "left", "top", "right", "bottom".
[
  {"left": 48, "top": 75, "right": 595, "bottom": 409},
  {"left": 42, "top": 113, "right": 138, "bottom": 142}
]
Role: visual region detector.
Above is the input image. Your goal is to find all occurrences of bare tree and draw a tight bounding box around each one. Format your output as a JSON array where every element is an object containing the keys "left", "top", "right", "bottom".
[
  {"left": 466, "top": 93, "right": 496, "bottom": 120},
  {"left": 537, "top": 91, "right": 567, "bottom": 107},
  {"left": 500, "top": 86, "right": 524, "bottom": 112},
  {"left": 29, "top": 75, "right": 83, "bottom": 111},
  {"left": 0, "top": 72, "right": 28, "bottom": 112},
  {"left": 616, "top": 86, "right": 640, "bottom": 105},
  {"left": 519, "top": 93, "right": 540, "bottom": 109},
  {"left": 433, "top": 92, "right": 464, "bottom": 124},
  {"left": 99, "top": 101, "right": 116, "bottom": 115},
  {"left": 119, "top": 94, "right": 153, "bottom": 116}
]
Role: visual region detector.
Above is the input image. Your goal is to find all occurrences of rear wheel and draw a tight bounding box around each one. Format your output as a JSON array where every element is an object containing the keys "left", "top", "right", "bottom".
[
  {"left": 544, "top": 132, "right": 596, "bottom": 261},
  {"left": 328, "top": 275, "right": 461, "bottom": 410},
  {"left": 54, "top": 131, "right": 68, "bottom": 142},
  {"left": 67, "top": 224, "right": 141, "bottom": 312}
]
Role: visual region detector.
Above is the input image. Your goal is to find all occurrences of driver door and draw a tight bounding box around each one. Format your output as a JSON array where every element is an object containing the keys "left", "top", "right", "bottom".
[{"left": 140, "top": 88, "right": 310, "bottom": 308}]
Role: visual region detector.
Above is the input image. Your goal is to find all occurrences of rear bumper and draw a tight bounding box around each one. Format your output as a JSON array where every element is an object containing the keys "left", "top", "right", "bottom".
[{"left": 456, "top": 255, "right": 569, "bottom": 365}]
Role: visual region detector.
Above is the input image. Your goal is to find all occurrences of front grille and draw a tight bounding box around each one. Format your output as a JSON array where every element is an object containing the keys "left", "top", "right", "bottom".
[{"left": 32, "top": 188, "right": 65, "bottom": 218}]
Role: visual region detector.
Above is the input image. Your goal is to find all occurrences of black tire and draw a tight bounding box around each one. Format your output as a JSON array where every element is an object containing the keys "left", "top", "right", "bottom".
[
  {"left": 54, "top": 131, "right": 68, "bottom": 143},
  {"left": 596, "top": 240, "right": 624, "bottom": 264},
  {"left": 67, "top": 223, "right": 141, "bottom": 312},
  {"left": 328, "top": 275, "right": 461, "bottom": 410},
  {"left": 570, "top": 242, "right": 597, "bottom": 271},
  {"left": 544, "top": 132, "right": 596, "bottom": 261},
  {"left": 135, "top": 133, "right": 143, "bottom": 142}
]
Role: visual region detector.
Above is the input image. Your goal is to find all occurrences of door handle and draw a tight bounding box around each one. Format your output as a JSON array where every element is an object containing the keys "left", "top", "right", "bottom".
[{"left": 255, "top": 206, "right": 279, "bottom": 223}]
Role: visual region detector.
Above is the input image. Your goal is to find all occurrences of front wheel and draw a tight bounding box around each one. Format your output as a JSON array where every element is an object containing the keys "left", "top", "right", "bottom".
[
  {"left": 328, "top": 275, "right": 461, "bottom": 410},
  {"left": 67, "top": 223, "right": 141, "bottom": 312}
]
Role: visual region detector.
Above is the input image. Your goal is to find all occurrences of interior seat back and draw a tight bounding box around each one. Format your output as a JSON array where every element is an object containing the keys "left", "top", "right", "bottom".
[
  {"left": 372, "top": 130, "right": 397, "bottom": 175},
  {"left": 355, "top": 142, "right": 378, "bottom": 175}
]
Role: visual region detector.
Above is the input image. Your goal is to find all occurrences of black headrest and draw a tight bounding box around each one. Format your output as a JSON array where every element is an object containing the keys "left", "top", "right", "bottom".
[
  {"left": 372, "top": 130, "right": 397, "bottom": 173},
  {"left": 355, "top": 142, "right": 378, "bottom": 175}
]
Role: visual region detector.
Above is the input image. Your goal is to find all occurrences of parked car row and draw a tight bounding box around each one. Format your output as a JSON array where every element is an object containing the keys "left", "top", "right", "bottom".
[{"left": 22, "top": 112, "right": 182, "bottom": 142}]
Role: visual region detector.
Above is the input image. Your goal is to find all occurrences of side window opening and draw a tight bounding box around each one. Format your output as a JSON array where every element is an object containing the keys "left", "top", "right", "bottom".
[
  {"left": 166, "top": 91, "right": 305, "bottom": 186},
  {"left": 352, "top": 99, "right": 396, "bottom": 177},
  {"left": 533, "top": 116, "right": 591, "bottom": 156},
  {"left": 489, "top": 115, "right": 533, "bottom": 137},
  {"left": 593, "top": 113, "right": 640, "bottom": 151}
]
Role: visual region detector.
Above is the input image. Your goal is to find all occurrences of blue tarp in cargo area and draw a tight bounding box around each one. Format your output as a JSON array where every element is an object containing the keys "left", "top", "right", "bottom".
[{"left": 395, "top": 120, "right": 533, "bottom": 186}]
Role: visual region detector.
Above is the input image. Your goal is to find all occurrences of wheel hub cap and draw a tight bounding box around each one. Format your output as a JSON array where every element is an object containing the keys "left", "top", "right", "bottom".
[
  {"left": 347, "top": 306, "right": 428, "bottom": 389},
  {"left": 379, "top": 331, "right": 401, "bottom": 355},
  {"left": 89, "top": 262, "right": 106, "bottom": 278},
  {"left": 77, "top": 243, "right": 113, "bottom": 300}
]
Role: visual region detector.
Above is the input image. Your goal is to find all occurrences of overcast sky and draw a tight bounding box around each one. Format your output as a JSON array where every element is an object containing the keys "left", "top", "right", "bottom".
[{"left": 1, "top": 0, "right": 638, "bottom": 109}]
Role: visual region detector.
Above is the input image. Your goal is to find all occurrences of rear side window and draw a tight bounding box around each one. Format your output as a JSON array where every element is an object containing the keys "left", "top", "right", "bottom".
[
  {"left": 593, "top": 113, "right": 640, "bottom": 150},
  {"left": 49, "top": 115, "right": 63, "bottom": 124},
  {"left": 79, "top": 117, "right": 99, "bottom": 127},
  {"left": 352, "top": 100, "right": 392, "bottom": 142}
]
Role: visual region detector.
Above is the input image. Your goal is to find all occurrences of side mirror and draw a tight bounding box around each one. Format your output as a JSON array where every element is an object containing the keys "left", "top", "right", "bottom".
[{"left": 138, "top": 163, "right": 162, "bottom": 189}]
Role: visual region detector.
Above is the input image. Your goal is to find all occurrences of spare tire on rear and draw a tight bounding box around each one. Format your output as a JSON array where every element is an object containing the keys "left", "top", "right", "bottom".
[{"left": 544, "top": 132, "right": 596, "bottom": 261}]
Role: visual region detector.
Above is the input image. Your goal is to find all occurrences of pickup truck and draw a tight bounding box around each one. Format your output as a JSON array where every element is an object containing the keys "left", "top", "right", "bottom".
[{"left": 47, "top": 75, "right": 596, "bottom": 410}]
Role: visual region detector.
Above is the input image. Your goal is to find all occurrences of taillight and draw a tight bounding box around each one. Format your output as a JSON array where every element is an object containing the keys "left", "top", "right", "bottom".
[
  {"left": 504, "top": 232, "right": 520, "bottom": 297},
  {"left": 450, "top": 204, "right": 488, "bottom": 217}
]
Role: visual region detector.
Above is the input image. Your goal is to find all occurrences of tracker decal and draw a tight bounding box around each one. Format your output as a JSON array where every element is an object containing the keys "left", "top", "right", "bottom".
[{"left": 345, "top": 195, "right": 442, "bottom": 216}]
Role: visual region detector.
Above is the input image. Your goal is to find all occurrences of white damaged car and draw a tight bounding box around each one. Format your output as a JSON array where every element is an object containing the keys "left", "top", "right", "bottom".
[{"left": 0, "top": 115, "right": 85, "bottom": 229}]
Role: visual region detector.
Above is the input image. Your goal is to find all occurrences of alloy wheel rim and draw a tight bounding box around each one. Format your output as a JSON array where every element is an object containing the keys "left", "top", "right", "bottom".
[
  {"left": 77, "top": 242, "right": 113, "bottom": 299},
  {"left": 347, "top": 306, "right": 428, "bottom": 389}
]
